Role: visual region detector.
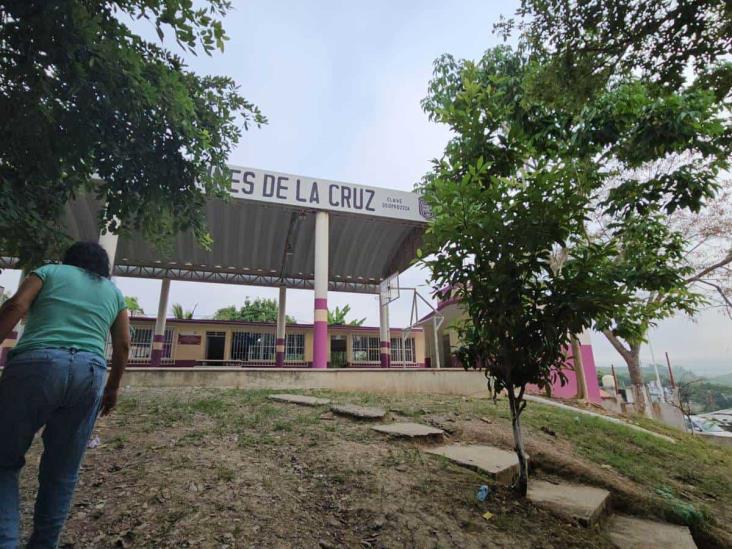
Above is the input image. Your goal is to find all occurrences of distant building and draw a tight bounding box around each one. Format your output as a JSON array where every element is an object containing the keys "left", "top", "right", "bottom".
[{"left": 109, "top": 316, "right": 426, "bottom": 369}]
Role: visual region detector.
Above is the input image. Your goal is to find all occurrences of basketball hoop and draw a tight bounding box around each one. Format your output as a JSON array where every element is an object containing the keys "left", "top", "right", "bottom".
[{"left": 379, "top": 273, "right": 400, "bottom": 304}]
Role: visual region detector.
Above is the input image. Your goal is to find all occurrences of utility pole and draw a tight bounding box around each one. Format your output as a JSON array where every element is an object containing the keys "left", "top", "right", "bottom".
[{"left": 665, "top": 352, "right": 676, "bottom": 388}]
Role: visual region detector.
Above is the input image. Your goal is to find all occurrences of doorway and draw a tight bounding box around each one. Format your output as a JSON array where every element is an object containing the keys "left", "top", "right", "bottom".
[
  {"left": 330, "top": 336, "right": 347, "bottom": 368},
  {"left": 206, "top": 331, "right": 226, "bottom": 364}
]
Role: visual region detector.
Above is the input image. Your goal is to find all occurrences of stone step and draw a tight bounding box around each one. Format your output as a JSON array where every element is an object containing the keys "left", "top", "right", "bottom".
[
  {"left": 330, "top": 404, "right": 387, "bottom": 420},
  {"left": 607, "top": 515, "right": 697, "bottom": 549},
  {"left": 371, "top": 422, "right": 445, "bottom": 439},
  {"left": 425, "top": 444, "right": 523, "bottom": 485},
  {"left": 267, "top": 394, "right": 331, "bottom": 406},
  {"left": 527, "top": 480, "right": 610, "bottom": 526}
]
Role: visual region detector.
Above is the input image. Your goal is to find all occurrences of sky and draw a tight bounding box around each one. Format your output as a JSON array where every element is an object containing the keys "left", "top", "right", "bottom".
[{"left": 1, "top": 0, "right": 730, "bottom": 377}]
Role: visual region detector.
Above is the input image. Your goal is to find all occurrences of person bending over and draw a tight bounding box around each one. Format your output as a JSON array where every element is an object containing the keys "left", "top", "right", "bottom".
[{"left": 0, "top": 241, "right": 130, "bottom": 548}]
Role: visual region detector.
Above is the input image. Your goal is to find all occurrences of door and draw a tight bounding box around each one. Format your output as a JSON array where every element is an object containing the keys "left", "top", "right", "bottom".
[
  {"left": 206, "top": 331, "right": 226, "bottom": 364},
  {"left": 330, "top": 336, "right": 347, "bottom": 368}
]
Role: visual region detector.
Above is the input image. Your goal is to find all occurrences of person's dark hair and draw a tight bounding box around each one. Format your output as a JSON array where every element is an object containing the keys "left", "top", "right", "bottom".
[{"left": 62, "top": 241, "right": 111, "bottom": 278}]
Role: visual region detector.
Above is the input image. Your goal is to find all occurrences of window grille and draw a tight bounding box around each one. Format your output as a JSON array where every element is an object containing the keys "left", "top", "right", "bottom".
[
  {"left": 231, "top": 331, "right": 276, "bottom": 362},
  {"left": 391, "top": 337, "right": 415, "bottom": 363},
  {"left": 286, "top": 333, "right": 305, "bottom": 361},
  {"left": 352, "top": 335, "right": 380, "bottom": 362}
]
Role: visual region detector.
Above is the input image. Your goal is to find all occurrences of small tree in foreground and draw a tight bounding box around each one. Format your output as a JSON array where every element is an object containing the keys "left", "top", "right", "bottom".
[{"left": 420, "top": 48, "right": 625, "bottom": 495}]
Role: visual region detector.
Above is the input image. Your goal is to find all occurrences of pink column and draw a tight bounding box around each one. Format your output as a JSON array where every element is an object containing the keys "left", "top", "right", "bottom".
[
  {"left": 149, "top": 278, "right": 171, "bottom": 367},
  {"left": 312, "top": 211, "right": 329, "bottom": 369},
  {"left": 276, "top": 286, "right": 287, "bottom": 367}
]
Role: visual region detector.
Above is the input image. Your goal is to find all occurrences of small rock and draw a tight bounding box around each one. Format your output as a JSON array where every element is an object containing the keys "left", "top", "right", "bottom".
[
  {"left": 540, "top": 426, "right": 557, "bottom": 437},
  {"left": 319, "top": 541, "right": 336, "bottom": 549}
]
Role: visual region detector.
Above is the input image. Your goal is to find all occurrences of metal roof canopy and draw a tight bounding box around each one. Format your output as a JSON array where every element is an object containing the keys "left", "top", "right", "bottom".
[{"left": 21, "top": 166, "right": 430, "bottom": 294}]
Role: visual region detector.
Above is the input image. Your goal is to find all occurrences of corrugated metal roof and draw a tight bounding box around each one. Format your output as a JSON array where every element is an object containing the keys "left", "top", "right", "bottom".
[{"left": 58, "top": 195, "right": 425, "bottom": 293}]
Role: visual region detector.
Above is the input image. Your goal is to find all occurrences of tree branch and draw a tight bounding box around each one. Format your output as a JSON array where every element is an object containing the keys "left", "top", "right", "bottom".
[
  {"left": 685, "top": 252, "right": 732, "bottom": 284},
  {"left": 602, "top": 329, "right": 633, "bottom": 363}
]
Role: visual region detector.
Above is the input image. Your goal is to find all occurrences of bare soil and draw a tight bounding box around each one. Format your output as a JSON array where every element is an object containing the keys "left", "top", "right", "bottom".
[{"left": 15, "top": 388, "right": 730, "bottom": 548}]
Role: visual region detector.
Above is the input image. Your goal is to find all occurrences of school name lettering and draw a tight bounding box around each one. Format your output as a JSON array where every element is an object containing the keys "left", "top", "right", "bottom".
[
  {"left": 219, "top": 165, "right": 428, "bottom": 222},
  {"left": 229, "top": 169, "right": 381, "bottom": 212}
]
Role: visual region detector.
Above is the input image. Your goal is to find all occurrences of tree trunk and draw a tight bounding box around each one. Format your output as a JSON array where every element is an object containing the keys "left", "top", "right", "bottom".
[
  {"left": 626, "top": 345, "right": 653, "bottom": 418},
  {"left": 570, "top": 335, "right": 588, "bottom": 401},
  {"left": 602, "top": 330, "right": 652, "bottom": 418},
  {"left": 507, "top": 387, "right": 529, "bottom": 497}
]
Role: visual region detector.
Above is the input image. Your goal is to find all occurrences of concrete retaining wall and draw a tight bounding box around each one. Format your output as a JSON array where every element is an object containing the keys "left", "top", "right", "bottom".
[{"left": 122, "top": 367, "right": 490, "bottom": 396}]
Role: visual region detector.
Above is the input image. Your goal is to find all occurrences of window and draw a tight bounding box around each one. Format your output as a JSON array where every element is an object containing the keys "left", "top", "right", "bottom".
[
  {"left": 231, "top": 331, "right": 275, "bottom": 362},
  {"left": 105, "top": 326, "right": 173, "bottom": 362},
  {"left": 130, "top": 327, "right": 153, "bottom": 360},
  {"left": 286, "top": 333, "right": 305, "bottom": 361},
  {"left": 391, "top": 337, "right": 415, "bottom": 363},
  {"left": 352, "top": 335, "right": 379, "bottom": 362}
]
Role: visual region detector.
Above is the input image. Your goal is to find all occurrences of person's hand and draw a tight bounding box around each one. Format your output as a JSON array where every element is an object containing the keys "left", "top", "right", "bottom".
[{"left": 100, "top": 384, "right": 119, "bottom": 416}]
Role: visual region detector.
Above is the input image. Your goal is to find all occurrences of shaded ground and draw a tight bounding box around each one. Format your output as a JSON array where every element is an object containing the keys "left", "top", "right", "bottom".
[{"left": 17, "top": 388, "right": 732, "bottom": 548}]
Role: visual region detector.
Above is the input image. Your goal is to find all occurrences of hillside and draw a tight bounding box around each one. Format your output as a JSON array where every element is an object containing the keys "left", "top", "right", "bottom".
[
  {"left": 19, "top": 388, "right": 731, "bottom": 548},
  {"left": 710, "top": 372, "right": 732, "bottom": 387},
  {"left": 597, "top": 365, "right": 732, "bottom": 413}
]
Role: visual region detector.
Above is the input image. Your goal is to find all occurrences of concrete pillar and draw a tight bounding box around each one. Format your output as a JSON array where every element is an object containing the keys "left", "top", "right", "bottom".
[
  {"left": 379, "top": 290, "right": 391, "bottom": 368},
  {"left": 98, "top": 229, "right": 119, "bottom": 273},
  {"left": 150, "top": 278, "right": 171, "bottom": 367},
  {"left": 312, "top": 211, "right": 329, "bottom": 369},
  {"left": 276, "top": 286, "right": 287, "bottom": 367}
]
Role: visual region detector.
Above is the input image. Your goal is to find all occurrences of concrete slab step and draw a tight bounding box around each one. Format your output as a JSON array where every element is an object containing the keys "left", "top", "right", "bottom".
[
  {"left": 330, "top": 404, "right": 386, "bottom": 420},
  {"left": 267, "top": 394, "right": 331, "bottom": 406},
  {"left": 425, "top": 444, "right": 523, "bottom": 485},
  {"left": 371, "top": 422, "right": 444, "bottom": 439},
  {"left": 607, "top": 515, "right": 696, "bottom": 549},
  {"left": 527, "top": 480, "right": 610, "bottom": 526}
]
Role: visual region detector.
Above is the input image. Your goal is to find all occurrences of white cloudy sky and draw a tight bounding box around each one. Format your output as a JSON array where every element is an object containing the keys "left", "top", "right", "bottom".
[{"left": 2, "top": 0, "right": 729, "bottom": 377}]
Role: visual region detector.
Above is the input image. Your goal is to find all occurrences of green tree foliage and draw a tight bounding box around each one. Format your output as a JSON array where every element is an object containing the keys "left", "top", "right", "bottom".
[
  {"left": 213, "top": 298, "right": 295, "bottom": 323},
  {"left": 512, "top": 0, "right": 731, "bottom": 101},
  {"left": 503, "top": 0, "right": 732, "bottom": 413},
  {"left": 420, "top": 35, "right": 731, "bottom": 489},
  {"left": 0, "top": 0, "right": 265, "bottom": 270},
  {"left": 420, "top": 47, "right": 627, "bottom": 495},
  {"left": 171, "top": 303, "right": 194, "bottom": 319},
  {"left": 124, "top": 296, "right": 144, "bottom": 316},
  {"left": 327, "top": 305, "right": 365, "bottom": 326}
]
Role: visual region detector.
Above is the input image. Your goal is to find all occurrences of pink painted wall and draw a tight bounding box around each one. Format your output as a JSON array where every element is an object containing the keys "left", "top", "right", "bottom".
[{"left": 528, "top": 344, "right": 602, "bottom": 403}]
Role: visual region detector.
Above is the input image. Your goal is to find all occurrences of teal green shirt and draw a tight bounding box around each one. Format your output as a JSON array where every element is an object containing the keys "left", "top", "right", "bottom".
[{"left": 10, "top": 264, "right": 126, "bottom": 360}]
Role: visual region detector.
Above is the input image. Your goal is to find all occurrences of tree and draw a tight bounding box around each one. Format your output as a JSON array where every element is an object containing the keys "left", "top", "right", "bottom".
[
  {"left": 420, "top": 47, "right": 627, "bottom": 495},
  {"left": 592, "top": 172, "right": 732, "bottom": 414},
  {"left": 327, "top": 305, "right": 365, "bottom": 326},
  {"left": 171, "top": 303, "right": 195, "bottom": 319},
  {"left": 512, "top": 0, "right": 731, "bottom": 101},
  {"left": 213, "top": 298, "right": 295, "bottom": 323},
  {"left": 496, "top": 1, "right": 732, "bottom": 415},
  {"left": 0, "top": 0, "right": 265, "bottom": 271},
  {"left": 124, "top": 296, "right": 145, "bottom": 316}
]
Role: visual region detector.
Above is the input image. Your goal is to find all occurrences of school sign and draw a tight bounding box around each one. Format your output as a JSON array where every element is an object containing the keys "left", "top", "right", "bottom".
[{"left": 224, "top": 165, "right": 432, "bottom": 224}]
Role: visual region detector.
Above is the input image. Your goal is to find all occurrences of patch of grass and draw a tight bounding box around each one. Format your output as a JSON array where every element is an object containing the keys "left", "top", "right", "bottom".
[
  {"left": 108, "top": 434, "right": 128, "bottom": 449},
  {"left": 215, "top": 466, "right": 235, "bottom": 482}
]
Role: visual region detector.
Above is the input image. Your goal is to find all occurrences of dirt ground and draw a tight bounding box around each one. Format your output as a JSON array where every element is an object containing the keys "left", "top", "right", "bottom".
[{"left": 16, "top": 388, "right": 730, "bottom": 548}]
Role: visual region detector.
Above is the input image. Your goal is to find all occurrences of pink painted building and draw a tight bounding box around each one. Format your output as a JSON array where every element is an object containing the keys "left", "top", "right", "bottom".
[{"left": 417, "top": 294, "right": 602, "bottom": 403}]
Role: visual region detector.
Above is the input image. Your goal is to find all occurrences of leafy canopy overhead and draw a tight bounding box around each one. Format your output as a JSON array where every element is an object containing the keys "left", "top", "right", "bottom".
[
  {"left": 0, "top": 0, "right": 265, "bottom": 270},
  {"left": 213, "top": 298, "right": 295, "bottom": 324},
  {"left": 511, "top": 0, "right": 732, "bottom": 101}
]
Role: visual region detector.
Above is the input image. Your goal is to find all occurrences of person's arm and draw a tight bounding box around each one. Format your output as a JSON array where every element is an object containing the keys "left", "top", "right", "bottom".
[
  {"left": 100, "top": 309, "right": 130, "bottom": 416},
  {"left": 0, "top": 275, "right": 43, "bottom": 343}
]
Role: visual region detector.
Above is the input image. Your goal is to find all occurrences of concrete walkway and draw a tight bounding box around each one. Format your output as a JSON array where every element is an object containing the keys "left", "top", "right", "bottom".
[{"left": 524, "top": 395, "right": 676, "bottom": 444}]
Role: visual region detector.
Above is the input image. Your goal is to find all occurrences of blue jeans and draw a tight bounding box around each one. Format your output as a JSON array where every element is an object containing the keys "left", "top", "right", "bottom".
[{"left": 0, "top": 348, "right": 107, "bottom": 549}]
